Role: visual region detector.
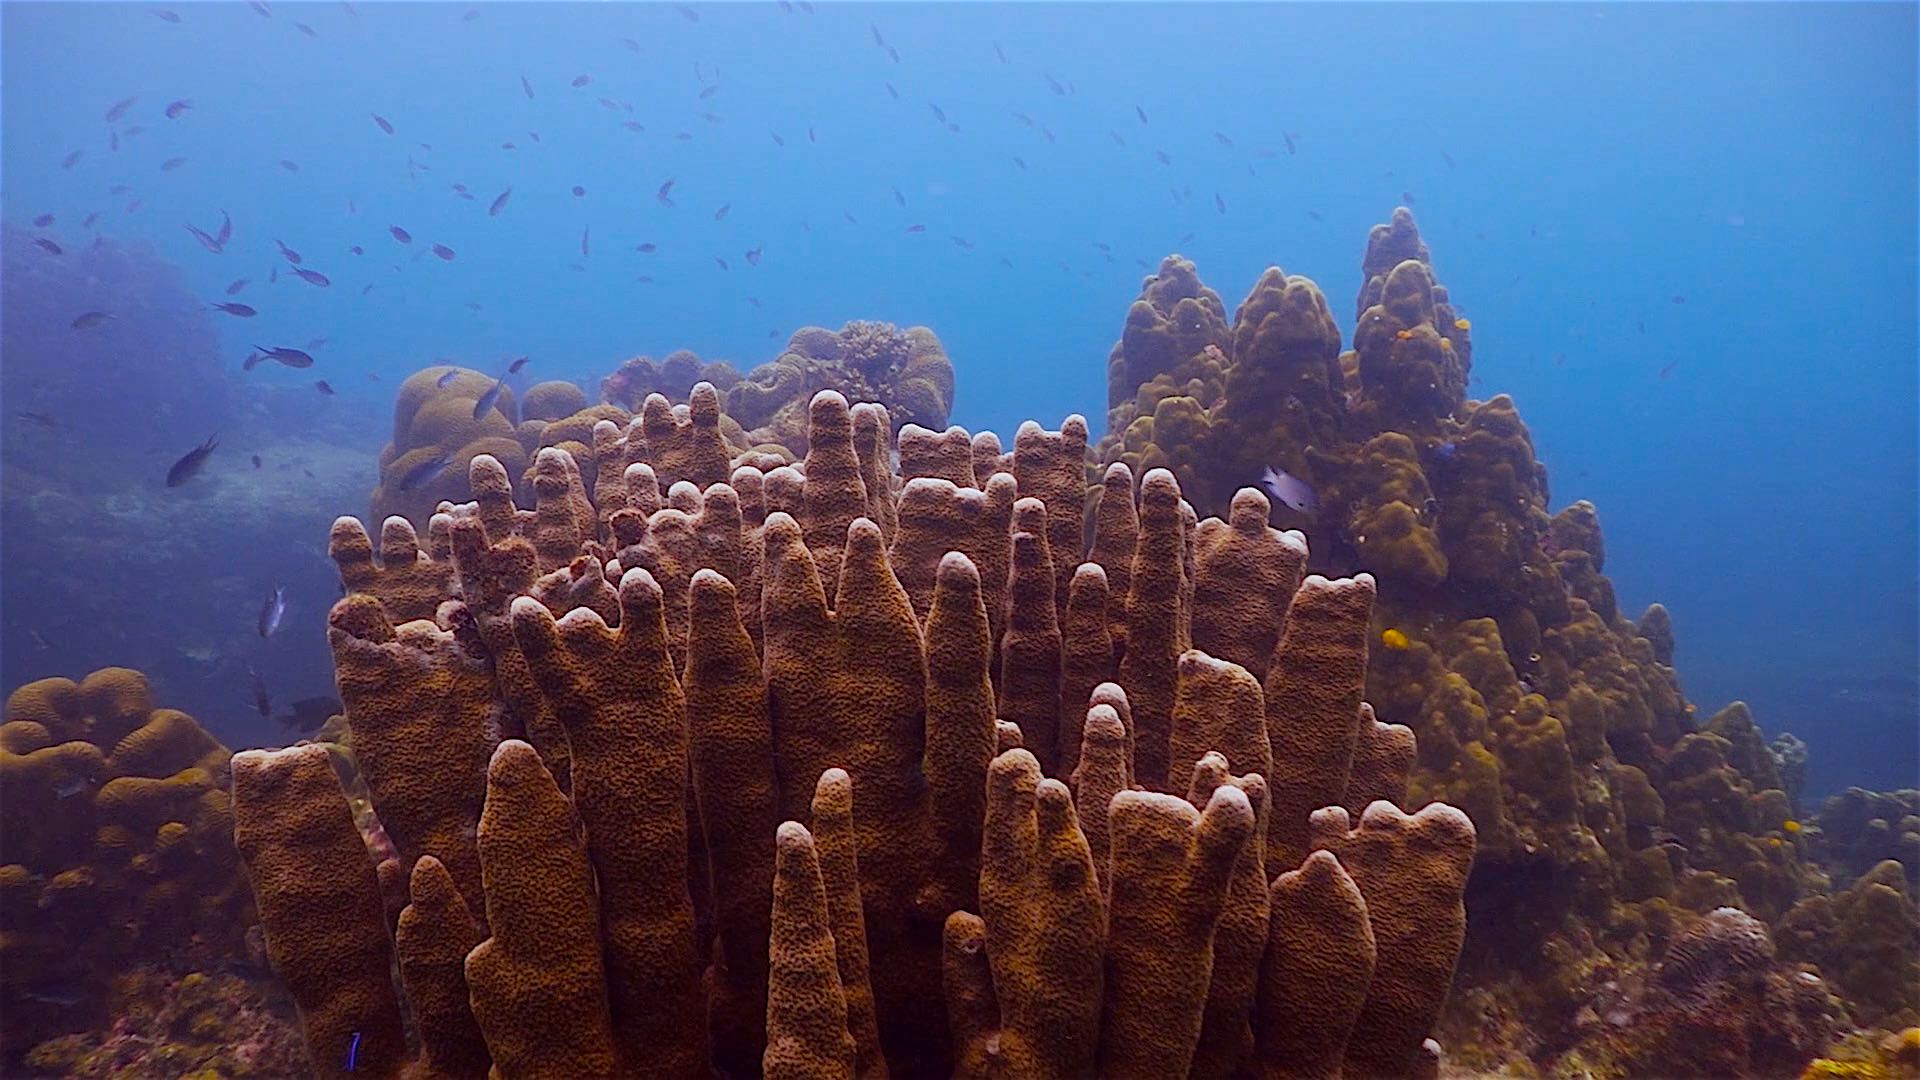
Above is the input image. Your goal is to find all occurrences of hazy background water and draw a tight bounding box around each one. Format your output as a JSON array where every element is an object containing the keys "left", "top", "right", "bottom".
[{"left": 2, "top": 2, "right": 1913, "bottom": 798}]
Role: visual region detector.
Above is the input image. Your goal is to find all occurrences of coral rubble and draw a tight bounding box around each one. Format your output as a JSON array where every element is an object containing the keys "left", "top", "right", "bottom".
[{"left": 238, "top": 388, "right": 1479, "bottom": 1078}]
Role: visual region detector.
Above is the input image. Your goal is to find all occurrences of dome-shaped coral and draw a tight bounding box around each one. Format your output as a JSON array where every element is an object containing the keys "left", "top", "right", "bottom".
[{"left": 371, "top": 367, "right": 527, "bottom": 527}]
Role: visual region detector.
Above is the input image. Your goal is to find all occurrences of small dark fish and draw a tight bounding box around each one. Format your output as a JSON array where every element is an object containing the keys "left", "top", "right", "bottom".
[
  {"left": 489, "top": 187, "right": 511, "bottom": 216},
  {"left": 1307, "top": 210, "right": 1323, "bottom": 221},
  {"left": 210, "top": 302, "right": 257, "bottom": 317},
  {"left": 165, "top": 99, "right": 192, "bottom": 118},
  {"left": 571, "top": 74, "right": 592, "bottom": 88},
  {"left": 227, "top": 278, "right": 251, "bottom": 295},
  {"left": 885, "top": 81, "right": 898, "bottom": 100},
  {"left": 15, "top": 411, "right": 59, "bottom": 429},
  {"left": 1213, "top": 131, "right": 1234, "bottom": 147},
  {"left": 54, "top": 776, "right": 89, "bottom": 799},
  {"left": 255, "top": 345, "right": 315, "bottom": 368},
  {"left": 1442, "top": 151, "right": 1457, "bottom": 169},
  {"left": 1401, "top": 190, "right": 1416, "bottom": 206},
  {"left": 1136, "top": 104, "right": 1148, "bottom": 125},
  {"left": 436, "top": 369, "right": 461, "bottom": 387},
  {"left": 621, "top": 35, "right": 640, "bottom": 50},
  {"left": 1283, "top": 132, "right": 1297, "bottom": 155},
  {"left": 315, "top": 380, "right": 336, "bottom": 395},
  {"left": 1012, "top": 155, "right": 1026, "bottom": 170},
  {"left": 808, "top": 127, "right": 816, "bottom": 143},
  {"left": 126, "top": 198, "right": 143, "bottom": 213},
  {"left": 279, "top": 696, "right": 342, "bottom": 736},
  {"left": 572, "top": 185, "right": 586, "bottom": 197},
  {"left": 279, "top": 159, "right": 300, "bottom": 171},
  {"left": 1110, "top": 130, "right": 1125, "bottom": 145},
  {"left": 770, "top": 131, "right": 785, "bottom": 146},
  {"left": 635, "top": 274, "right": 654, "bottom": 284},
  {"left": 258, "top": 586, "right": 287, "bottom": 638},
  {"left": 1176, "top": 232, "right": 1193, "bottom": 245},
  {"left": 397, "top": 450, "right": 458, "bottom": 491},
  {"left": 71, "top": 310, "right": 113, "bottom": 329},
  {"left": 1670, "top": 295, "right": 1686, "bottom": 304},
  {"left": 657, "top": 178, "right": 676, "bottom": 206},
  {"left": 713, "top": 202, "right": 730, "bottom": 221},
  {"left": 870, "top": 22, "right": 884, "bottom": 45},
  {"left": 275, "top": 238, "right": 302, "bottom": 264},
  {"left": 185, "top": 224, "right": 223, "bottom": 253},
  {"left": 104, "top": 96, "right": 138, "bottom": 122},
  {"left": 891, "top": 186, "right": 906, "bottom": 207},
  {"left": 581, "top": 225, "right": 590, "bottom": 256},
  {"left": 635, "top": 242, "right": 657, "bottom": 253},
  {"left": 166, "top": 434, "right": 219, "bottom": 487},
  {"left": 389, "top": 225, "right": 412, "bottom": 243},
  {"left": 714, "top": 256, "right": 729, "bottom": 270},
  {"left": 1658, "top": 360, "right": 1679, "bottom": 380},
  {"left": 1041, "top": 127, "right": 1055, "bottom": 144},
  {"left": 292, "top": 267, "right": 330, "bottom": 286},
  {"left": 270, "top": 267, "right": 278, "bottom": 282},
  {"left": 746, "top": 296, "right": 761, "bottom": 308},
  {"left": 304, "top": 336, "right": 329, "bottom": 350},
  {"left": 62, "top": 149, "right": 83, "bottom": 169},
  {"left": 252, "top": 454, "right": 262, "bottom": 468},
  {"left": 1257, "top": 465, "right": 1316, "bottom": 514},
  {"left": 250, "top": 1, "right": 270, "bottom": 15},
  {"left": 596, "top": 96, "right": 622, "bottom": 111},
  {"left": 431, "top": 243, "right": 455, "bottom": 261},
  {"left": 1044, "top": 73, "right": 1065, "bottom": 95},
  {"left": 930, "top": 103, "right": 947, "bottom": 124},
  {"left": 950, "top": 235, "right": 973, "bottom": 250},
  {"left": 674, "top": 3, "right": 698, "bottom": 21},
  {"left": 82, "top": 212, "right": 100, "bottom": 228},
  {"left": 507, "top": 355, "right": 529, "bottom": 373},
  {"left": 110, "top": 183, "right": 133, "bottom": 194},
  {"left": 993, "top": 39, "right": 1006, "bottom": 63},
  {"left": 843, "top": 210, "right": 858, "bottom": 224},
  {"left": 372, "top": 113, "right": 393, "bottom": 135},
  {"left": 349, "top": 245, "right": 363, "bottom": 255},
  {"left": 1214, "top": 192, "right": 1226, "bottom": 214},
  {"left": 520, "top": 73, "right": 534, "bottom": 98},
  {"left": 745, "top": 246, "right": 761, "bottom": 266},
  {"left": 160, "top": 156, "right": 187, "bottom": 171},
  {"left": 31, "top": 213, "right": 53, "bottom": 226},
  {"left": 905, "top": 224, "right": 925, "bottom": 233},
  {"left": 472, "top": 376, "right": 506, "bottom": 419},
  {"left": 622, "top": 120, "right": 644, "bottom": 133},
  {"left": 21, "top": 987, "right": 84, "bottom": 1007},
  {"left": 699, "top": 83, "right": 722, "bottom": 100},
  {"left": 1012, "top": 110, "right": 1033, "bottom": 126},
  {"left": 294, "top": 21, "right": 316, "bottom": 36},
  {"left": 216, "top": 209, "right": 232, "bottom": 245}
]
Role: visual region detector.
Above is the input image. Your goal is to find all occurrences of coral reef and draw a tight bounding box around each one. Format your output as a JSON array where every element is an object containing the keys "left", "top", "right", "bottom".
[
  {"left": 597, "top": 325, "right": 954, "bottom": 460},
  {"left": 18, "top": 965, "right": 305, "bottom": 1079},
  {"left": 0, "top": 668, "right": 256, "bottom": 1066},
  {"left": 726, "top": 323, "right": 954, "bottom": 453},
  {"left": 239, "top": 391, "right": 1478, "bottom": 1078},
  {"left": 1812, "top": 788, "right": 1920, "bottom": 891},
  {"left": 1778, "top": 860, "right": 1920, "bottom": 1030},
  {"left": 1095, "top": 208, "right": 1891, "bottom": 1075}
]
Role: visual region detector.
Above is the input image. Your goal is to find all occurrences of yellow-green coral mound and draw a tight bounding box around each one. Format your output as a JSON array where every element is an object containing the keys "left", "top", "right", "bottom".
[
  {"left": 372, "top": 366, "right": 527, "bottom": 527},
  {"left": 1, "top": 668, "right": 253, "bottom": 1063}
]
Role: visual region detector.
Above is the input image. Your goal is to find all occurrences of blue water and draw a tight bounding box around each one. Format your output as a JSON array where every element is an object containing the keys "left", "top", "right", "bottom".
[{"left": 2, "top": 2, "right": 1914, "bottom": 797}]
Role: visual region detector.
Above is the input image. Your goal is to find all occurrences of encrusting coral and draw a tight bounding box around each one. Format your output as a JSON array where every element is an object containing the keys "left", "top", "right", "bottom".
[
  {"left": 235, "top": 386, "right": 1480, "bottom": 1078},
  {"left": 1, "top": 668, "right": 256, "bottom": 1064}
]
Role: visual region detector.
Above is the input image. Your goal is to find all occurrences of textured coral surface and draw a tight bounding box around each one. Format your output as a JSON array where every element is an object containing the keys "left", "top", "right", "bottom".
[{"left": 1, "top": 668, "right": 260, "bottom": 1069}]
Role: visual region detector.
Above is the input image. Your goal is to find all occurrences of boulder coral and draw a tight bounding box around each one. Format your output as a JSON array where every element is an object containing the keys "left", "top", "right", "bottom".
[
  {"left": 239, "top": 391, "right": 1477, "bottom": 1078},
  {"left": 370, "top": 366, "right": 525, "bottom": 528},
  {"left": 1, "top": 668, "right": 253, "bottom": 1063}
]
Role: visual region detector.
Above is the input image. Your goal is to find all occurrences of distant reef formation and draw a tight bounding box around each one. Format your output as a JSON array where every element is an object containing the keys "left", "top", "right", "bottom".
[{"left": 373, "top": 321, "right": 954, "bottom": 530}]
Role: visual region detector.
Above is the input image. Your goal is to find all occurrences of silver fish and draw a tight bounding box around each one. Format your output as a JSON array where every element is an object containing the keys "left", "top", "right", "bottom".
[
  {"left": 257, "top": 585, "right": 286, "bottom": 638},
  {"left": 1257, "top": 466, "right": 1317, "bottom": 514}
]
